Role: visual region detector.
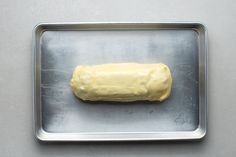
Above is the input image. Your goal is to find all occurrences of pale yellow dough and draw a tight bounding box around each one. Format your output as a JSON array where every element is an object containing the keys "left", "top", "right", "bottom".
[{"left": 70, "top": 63, "right": 172, "bottom": 102}]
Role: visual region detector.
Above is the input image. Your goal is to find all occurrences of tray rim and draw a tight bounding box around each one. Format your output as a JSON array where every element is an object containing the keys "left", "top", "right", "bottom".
[{"left": 33, "top": 22, "right": 208, "bottom": 142}]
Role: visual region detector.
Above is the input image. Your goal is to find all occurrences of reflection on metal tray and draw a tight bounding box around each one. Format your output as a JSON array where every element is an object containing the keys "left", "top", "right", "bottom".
[{"left": 33, "top": 22, "right": 207, "bottom": 141}]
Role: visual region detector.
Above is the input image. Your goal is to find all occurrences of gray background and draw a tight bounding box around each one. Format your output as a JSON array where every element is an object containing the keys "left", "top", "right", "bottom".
[{"left": 0, "top": 0, "right": 235, "bottom": 156}]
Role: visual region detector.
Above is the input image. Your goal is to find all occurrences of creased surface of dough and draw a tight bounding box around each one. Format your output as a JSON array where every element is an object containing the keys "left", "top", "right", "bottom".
[{"left": 70, "top": 63, "right": 172, "bottom": 102}]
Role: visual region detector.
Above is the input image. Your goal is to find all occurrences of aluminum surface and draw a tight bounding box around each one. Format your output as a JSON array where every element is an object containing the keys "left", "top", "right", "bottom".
[{"left": 33, "top": 22, "right": 207, "bottom": 141}]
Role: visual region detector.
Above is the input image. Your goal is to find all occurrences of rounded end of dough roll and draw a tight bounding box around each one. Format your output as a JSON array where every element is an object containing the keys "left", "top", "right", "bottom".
[
  {"left": 70, "top": 66, "right": 89, "bottom": 100},
  {"left": 149, "top": 63, "right": 172, "bottom": 102},
  {"left": 70, "top": 63, "right": 172, "bottom": 102}
]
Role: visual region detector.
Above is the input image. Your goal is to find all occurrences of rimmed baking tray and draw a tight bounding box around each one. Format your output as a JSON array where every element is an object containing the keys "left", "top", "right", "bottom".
[{"left": 33, "top": 22, "right": 207, "bottom": 141}]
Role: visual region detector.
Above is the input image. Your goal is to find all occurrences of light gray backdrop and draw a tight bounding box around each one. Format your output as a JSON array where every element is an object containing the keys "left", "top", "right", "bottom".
[{"left": 0, "top": 0, "right": 236, "bottom": 156}]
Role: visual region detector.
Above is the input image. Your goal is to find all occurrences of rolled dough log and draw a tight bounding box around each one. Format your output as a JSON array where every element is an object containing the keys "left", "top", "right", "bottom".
[{"left": 70, "top": 63, "right": 172, "bottom": 102}]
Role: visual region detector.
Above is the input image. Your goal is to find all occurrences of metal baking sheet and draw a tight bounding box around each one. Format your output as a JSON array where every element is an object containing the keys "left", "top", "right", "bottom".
[{"left": 33, "top": 22, "right": 207, "bottom": 141}]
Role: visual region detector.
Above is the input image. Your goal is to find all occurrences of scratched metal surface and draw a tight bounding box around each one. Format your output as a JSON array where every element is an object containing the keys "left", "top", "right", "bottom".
[{"left": 35, "top": 23, "right": 206, "bottom": 141}]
